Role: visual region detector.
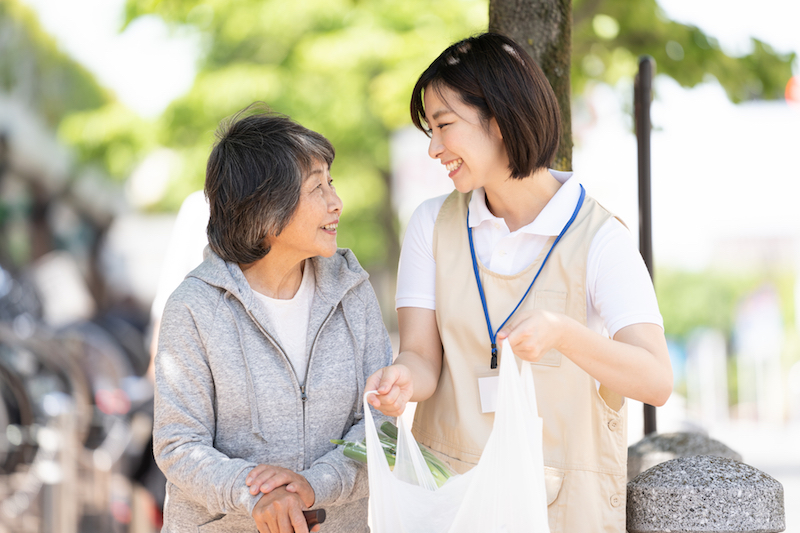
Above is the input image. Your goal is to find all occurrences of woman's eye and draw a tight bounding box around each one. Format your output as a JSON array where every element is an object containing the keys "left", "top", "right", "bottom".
[{"left": 438, "top": 123, "right": 450, "bottom": 129}]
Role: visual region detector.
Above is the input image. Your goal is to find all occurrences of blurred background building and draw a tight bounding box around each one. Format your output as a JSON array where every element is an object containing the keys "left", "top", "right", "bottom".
[{"left": 1, "top": 0, "right": 799, "bottom": 531}]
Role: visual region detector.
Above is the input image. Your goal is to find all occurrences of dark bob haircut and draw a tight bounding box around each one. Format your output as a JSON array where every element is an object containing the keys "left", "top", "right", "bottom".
[
  {"left": 205, "top": 103, "right": 335, "bottom": 264},
  {"left": 410, "top": 32, "right": 561, "bottom": 179}
]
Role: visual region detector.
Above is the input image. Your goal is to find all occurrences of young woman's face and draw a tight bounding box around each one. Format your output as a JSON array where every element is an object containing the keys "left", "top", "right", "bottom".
[
  {"left": 423, "top": 85, "right": 509, "bottom": 193},
  {"left": 269, "top": 160, "right": 342, "bottom": 261}
]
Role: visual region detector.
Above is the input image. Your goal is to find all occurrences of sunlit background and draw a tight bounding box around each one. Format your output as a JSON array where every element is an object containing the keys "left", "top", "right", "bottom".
[{"left": 1, "top": 0, "right": 799, "bottom": 531}]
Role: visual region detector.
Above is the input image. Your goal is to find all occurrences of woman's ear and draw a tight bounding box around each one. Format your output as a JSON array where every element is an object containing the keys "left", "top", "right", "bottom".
[{"left": 489, "top": 117, "right": 503, "bottom": 140}]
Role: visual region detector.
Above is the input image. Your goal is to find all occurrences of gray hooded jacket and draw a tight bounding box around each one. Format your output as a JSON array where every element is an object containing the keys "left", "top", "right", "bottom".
[{"left": 154, "top": 248, "right": 393, "bottom": 532}]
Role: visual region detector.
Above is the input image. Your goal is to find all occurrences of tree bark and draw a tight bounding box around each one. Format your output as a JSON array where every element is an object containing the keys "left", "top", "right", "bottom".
[{"left": 489, "top": 0, "right": 573, "bottom": 171}]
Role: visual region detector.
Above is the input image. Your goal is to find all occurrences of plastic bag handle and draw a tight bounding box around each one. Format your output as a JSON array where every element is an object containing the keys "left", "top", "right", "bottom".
[{"left": 363, "top": 391, "right": 438, "bottom": 491}]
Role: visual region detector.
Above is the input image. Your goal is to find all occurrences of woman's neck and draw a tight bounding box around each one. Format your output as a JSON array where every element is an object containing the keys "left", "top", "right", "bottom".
[
  {"left": 241, "top": 253, "right": 306, "bottom": 300},
  {"left": 483, "top": 167, "right": 562, "bottom": 232}
]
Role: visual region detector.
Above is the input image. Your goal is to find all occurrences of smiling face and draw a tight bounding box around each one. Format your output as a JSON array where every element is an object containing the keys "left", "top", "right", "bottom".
[
  {"left": 423, "top": 85, "right": 510, "bottom": 193},
  {"left": 268, "top": 160, "right": 343, "bottom": 262}
]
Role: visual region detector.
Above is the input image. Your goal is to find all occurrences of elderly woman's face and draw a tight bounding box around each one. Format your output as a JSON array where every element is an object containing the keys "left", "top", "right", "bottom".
[{"left": 271, "top": 161, "right": 343, "bottom": 260}]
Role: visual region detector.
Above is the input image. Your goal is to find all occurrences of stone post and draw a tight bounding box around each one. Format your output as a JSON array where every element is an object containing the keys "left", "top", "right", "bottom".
[
  {"left": 627, "top": 455, "right": 785, "bottom": 533},
  {"left": 627, "top": 431, "right": 742, "bottom": 482}
]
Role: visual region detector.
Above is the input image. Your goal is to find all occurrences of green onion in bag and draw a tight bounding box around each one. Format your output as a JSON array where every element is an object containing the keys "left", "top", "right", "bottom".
[{"left": 331, "top": 421, "right": 455, "bottom": 488}]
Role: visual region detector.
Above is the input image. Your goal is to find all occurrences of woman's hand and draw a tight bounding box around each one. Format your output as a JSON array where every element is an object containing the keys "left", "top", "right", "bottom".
[
  {"left": 252, "top": 486, "right": 319, "bottom": 533},
  {"left": 246, "top": 465, "right": 315, "bottom": 508},
  {"left": 497, "top": 309, "right": 569, "bottom": 362},
  {"left": 365, "top": 364, "right": 414, "bottom": 417},
  {"left": 499, "top": 311, "right": 672, "bottom": 406}
]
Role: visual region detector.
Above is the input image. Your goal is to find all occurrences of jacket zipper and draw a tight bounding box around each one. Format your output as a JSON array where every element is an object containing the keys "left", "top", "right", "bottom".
[
  {"left": 300, "top": 306, "right": 337, "bottom": 467},
  {"left": 249, "top": 305, "right": 337, "bottom": 468}
]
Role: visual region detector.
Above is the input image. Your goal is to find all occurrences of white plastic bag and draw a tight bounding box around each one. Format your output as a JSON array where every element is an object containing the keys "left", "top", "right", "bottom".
[{"left": 364, "top": 339, "right": 550, "bottom": 533}]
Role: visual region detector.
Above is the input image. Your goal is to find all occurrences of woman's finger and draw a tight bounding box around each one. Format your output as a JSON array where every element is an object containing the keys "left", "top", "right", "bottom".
[
  {"left": 273, "top": 501, "right": 299, "bottom": 533},
  {"left": 371, "top": 389, "right": 404, "bottom": 416},
  {"left": 258, "top": 471, "right": 296, "bottom": 495},
  {"left": 365, "top": 368, "right": 384, "bottom": 394},
  {"left": 288, "top": 505, "right": 310, "bottom": 533},
  {"left": 377, "top": 366, "right": 401, "bottom": 394},
  {"left": 264, "top": 511, "right": 278, "bottom": 533},
  {"left": 250, "top": 469, "right": 280, "bottom": 495},
  {"left": 285, "top": 477, "right": 315, "bottom": 508},
  {"left": 246, "top": 464, "right": 270, "bottom": 486}
]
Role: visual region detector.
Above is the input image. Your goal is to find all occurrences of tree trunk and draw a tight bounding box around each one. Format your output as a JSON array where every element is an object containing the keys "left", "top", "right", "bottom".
[{"left": 489, "top": 0, "right": 573, "bottom": 171}]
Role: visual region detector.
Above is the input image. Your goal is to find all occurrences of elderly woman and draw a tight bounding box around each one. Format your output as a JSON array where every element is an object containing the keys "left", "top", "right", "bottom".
[{"left": 153, "top": 105, "right": 393, "bottom": 533}]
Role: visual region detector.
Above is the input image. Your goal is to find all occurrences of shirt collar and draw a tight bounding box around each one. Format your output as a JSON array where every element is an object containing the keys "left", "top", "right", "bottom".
[{"left": 467, "top": 169, "right": 580, "bottom": 236}]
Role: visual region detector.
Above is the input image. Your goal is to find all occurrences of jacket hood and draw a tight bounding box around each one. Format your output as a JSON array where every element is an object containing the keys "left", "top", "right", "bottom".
[{"left": 187, "top": 246, "right": 370, "bottom": 310}]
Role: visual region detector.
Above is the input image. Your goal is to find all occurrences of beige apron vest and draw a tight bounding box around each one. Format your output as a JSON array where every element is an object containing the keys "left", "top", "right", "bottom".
[{"left": 412, "top": 190, "right": 628, "bottom": 533}]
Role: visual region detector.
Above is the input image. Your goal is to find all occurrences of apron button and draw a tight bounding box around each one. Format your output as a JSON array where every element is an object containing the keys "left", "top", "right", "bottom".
[
  {"left": 607, "top": 419, "right": 619, "bottom": 431},
  {"left": 610, "top": 494, "right": 623, "bottom": 507}
]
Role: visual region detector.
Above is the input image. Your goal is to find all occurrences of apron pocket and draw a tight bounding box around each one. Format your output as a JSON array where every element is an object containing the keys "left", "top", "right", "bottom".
[{"left": 544, "top": 466, "right": 565, "bottom": 505}]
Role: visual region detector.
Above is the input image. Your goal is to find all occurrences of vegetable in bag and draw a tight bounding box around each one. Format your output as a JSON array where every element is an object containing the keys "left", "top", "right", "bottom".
[{"left": 331, "top": 421, "right": 455, "bottom": 488}]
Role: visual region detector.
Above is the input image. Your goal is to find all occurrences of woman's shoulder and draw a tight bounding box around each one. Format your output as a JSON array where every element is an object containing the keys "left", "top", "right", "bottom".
[
  {"left": 590, "top": 215, "right": 636, "bottom": 254},
  {"left": 402, "top": 192, "right": 453, "bottom": 245},
  {"left": 162, "top": 275, "right": 225, "bottom": 324},
  {"left": 413, "top": 193, "right": 453, "bottom": 223}
]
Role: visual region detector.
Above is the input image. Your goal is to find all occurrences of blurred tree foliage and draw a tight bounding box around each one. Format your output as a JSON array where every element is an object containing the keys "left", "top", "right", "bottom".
[
  {"left": 121, "top": 0, "right": 795, "bottom": 270},
  {"left": 572, "top": 0, "right": 795, "bottom": 103},
  {"left": 0, "top": 1, "right": 109, "bottom": 124},
  {"left": 0, "top": 0, "right": 155, "bottom": 182},
  {"left": 655, "top": 268, "right": 796, "bottom": 340}
]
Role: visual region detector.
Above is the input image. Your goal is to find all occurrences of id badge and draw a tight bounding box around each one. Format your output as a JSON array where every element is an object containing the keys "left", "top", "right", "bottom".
[{"left": 478, "top": 375, "right": 500, "bottom": 413}]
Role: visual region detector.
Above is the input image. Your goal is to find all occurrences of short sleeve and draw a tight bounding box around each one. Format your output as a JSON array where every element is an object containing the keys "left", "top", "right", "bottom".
[
  {"left": 587, "top": 218, "right": 664, "bottom": 338},
  {"left": 395, "top": 195, "right": 448, "bottom": 310}
]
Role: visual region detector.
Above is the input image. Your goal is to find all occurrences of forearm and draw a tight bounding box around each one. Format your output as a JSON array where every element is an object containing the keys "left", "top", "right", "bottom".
[
  {"left": 394, "top": 350, "right": 441, "bottom": 402},
  {"left": 557, "top": 318, "right": 672, "bottom": 406},
  {"left": 154, "top": 424, "right": 262, "bottom": 515}
]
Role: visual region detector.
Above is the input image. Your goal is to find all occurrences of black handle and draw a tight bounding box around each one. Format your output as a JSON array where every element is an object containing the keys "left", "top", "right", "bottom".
[{"left": 303, "top": 509, "right": 326, "bottom": 528}]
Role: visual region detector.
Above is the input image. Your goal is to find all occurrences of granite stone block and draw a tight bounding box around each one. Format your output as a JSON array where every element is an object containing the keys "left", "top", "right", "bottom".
[
  {"left": 628, "top": 432, "right": 743, "bottom": 481},
  {"left": 627, "top": 455, "right": 785, "bottom": 533}
]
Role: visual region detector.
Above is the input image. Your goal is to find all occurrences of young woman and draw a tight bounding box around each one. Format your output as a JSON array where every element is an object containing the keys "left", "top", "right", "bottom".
[
  {"left": 153, "top": 106, "right": 392, "bottom": 533},
  {"left": 366, "top": 33, "right": 672, "bottom": 532}
]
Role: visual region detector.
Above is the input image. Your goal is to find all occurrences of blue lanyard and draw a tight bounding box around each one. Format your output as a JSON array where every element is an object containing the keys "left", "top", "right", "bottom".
[{"left": 468, "top": 184, "right": 585, "bottom": 369}]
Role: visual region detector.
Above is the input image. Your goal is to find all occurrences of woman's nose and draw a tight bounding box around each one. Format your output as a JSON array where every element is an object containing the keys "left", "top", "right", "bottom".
[
  {"left": 329, "top": 189, "right": 343, "bottom": 213},
  {"left": 428, "top": 132, "right": 443, "bottom": 160}
]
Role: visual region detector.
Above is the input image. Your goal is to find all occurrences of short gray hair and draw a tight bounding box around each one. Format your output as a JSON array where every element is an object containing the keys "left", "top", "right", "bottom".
[{"left": 205, "top": 103, "right": 335, "bottom": 264}]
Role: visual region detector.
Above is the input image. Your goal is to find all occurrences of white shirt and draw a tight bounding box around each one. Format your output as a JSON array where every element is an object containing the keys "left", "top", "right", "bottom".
[
  {"left": 395, "top": 171, "right": 663, "bottom": 339},
  {"left": 252, "top": 259, "right": 316, "bottom": 385}
]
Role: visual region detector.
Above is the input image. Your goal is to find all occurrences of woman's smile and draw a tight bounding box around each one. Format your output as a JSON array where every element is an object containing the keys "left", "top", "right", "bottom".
[
  {"left": 445, "top": 158, "right": 463, "bottom": 176},
  {"left": 423, "top": 86, "right": 509, "bottom": 193}
]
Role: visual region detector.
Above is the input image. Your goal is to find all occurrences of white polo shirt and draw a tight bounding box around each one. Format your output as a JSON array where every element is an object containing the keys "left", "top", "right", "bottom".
[{"left": 395, "top": 171, "right": 663, "bottom": 338}]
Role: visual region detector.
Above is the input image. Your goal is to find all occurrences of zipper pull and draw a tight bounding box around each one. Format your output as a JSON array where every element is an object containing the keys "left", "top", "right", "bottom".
[{"left": 301, "top": 386, "right": 308, "bottom": 402}]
